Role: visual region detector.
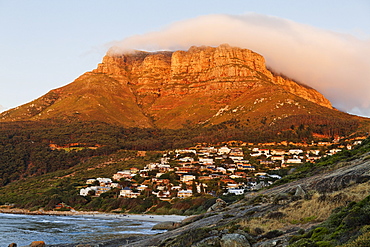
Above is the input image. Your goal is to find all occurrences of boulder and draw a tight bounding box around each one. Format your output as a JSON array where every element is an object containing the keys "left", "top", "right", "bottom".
[
  {"left": 30, "top": 241, "right": 45, "bottom": 247},
  {"left": 192, "top": 236, "right": 221, "bottom": 247},
  {"left": 234, "top": 230, "right": 257, "bottom": 244},
  {"left": 273, "top": 193, "right": 290, "bottom": 204},
  {"left": 152, "top": 221, "right": 180, "bottom": 230},
  {"left": 220, "top": 234, "right": 250, "bottom": 247},
  {"left": 8, "top": 244, "right": 17, "bottom": 247},
  {"left": 294, "top": 185, "right": 306, "bottom": 198},
  {"left": 207, "top": 198, "right": 227, "bottom": 212}
]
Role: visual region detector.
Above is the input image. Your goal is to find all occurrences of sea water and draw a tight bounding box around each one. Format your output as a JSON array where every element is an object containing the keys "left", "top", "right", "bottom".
[{"left": 0, "top": 213, "right": 164, "bottom": 247}]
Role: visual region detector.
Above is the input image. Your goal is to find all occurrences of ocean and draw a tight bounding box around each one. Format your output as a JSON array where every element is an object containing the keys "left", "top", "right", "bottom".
[{"left": 0, "top": 213, "right": 164, "bottom": 247}]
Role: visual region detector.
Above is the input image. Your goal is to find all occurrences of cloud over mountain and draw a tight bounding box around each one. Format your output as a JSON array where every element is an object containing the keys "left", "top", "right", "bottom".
[{"left": 110, "top": 13, "right": 370, "bottom": 117}]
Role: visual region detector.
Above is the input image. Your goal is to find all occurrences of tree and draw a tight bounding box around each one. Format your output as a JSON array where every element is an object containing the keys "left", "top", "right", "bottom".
[{"left": 191, "top": 180, "right": 197, "bottom": 195}]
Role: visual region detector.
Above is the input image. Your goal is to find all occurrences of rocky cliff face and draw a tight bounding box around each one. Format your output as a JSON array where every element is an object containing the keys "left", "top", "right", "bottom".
[
  {"left": 94, "top": 44, "right": 332, "bottom": 109},
  {"left": 1, "top": 44, "right": 337, "bottom": 128}
]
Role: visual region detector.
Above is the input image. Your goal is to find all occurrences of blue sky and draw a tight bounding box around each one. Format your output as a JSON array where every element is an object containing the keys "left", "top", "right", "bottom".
[{"left": 1, "top": 0, "right": 369, "bottom": 116}]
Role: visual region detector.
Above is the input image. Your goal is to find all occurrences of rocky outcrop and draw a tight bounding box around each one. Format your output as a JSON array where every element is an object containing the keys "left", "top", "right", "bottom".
[
  {"left": 152, "top": 221, "right": 181, "bottom": 230},
  {"left": 207, "top": 198, "right": 227, "bottom": 212}
]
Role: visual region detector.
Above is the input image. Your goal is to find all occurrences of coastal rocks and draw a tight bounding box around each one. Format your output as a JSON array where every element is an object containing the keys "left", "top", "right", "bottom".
[
  {"left": 8, "top": 243, "right": 17, "bottom": 247},
  {"left": 152, "top": 221, "right": 181, "bottom": 230},
  {"left": 180, "top": 214, "right": 204, "bottom": 225},
  {"left": 220, "top": 233, "right": 251, "bottom": 247},
  {"left": 30, "top": 241, "right": 45, "bottom": 247},
  {"left": 207, "top": 198, "right": 227, "bottom": 212}
]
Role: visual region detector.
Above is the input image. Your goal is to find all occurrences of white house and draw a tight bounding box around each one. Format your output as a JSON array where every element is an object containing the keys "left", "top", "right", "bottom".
[
  {"left": 271, "top": 155, "right": 284, "bottom": 161},
  {"left": 289, "top": 149, "right": 303, "bottom": 155},
  {"left": 152, "top": 191, "right": 171, "bottom": 199},
  {"left": 237, "top": 164, "right": 255, "bottom": 170},
  {"left": 110, "top": 183, "right": 120, "bottom": 188},
  {"left": 226, "top": 183, "right": 239, "bottom": 189},
  {"left": 171, "top": 186, "right": 182, "bottom": 191},
  {"left": 80, "top": 187, "right": 94, "bottom": 196},
  {"left": 94, "top": 186, "right": 111, "bottom": 196},
  {"left": 286, "top": 158, "right": 302, "bottom": 164},
  {"left": 86, "top": 179, "right": 97, "bottom": 185},
  {"left": 216, "top": 167, "right": 227, "bottom": 174},
  {"left": 120, "top": 187, "right": 140, "bottom": 198},
  {"left": 270, "top": 150, "right": 286, "bottom": 155},
  {"left": 177, "top": 190, "right": 193, "bottom": 198},
  {"left": 218, "top": 146, "right": 231, "bottom": 155},
  {"left": 137, "top": 185, "right": 148, "bottom": 191},
  {"left": 230, "top": 156, "right": 244, "bottom": 161},
  {"left": 179, "top": 157, "right": 194, "bottom": 162},
  {"left": 113, "top": 171, "right": 131, "bottom": 181},
  {"left": 225, "top": 188, "right": 245, "bottom": 195},
  {"left": 329, "top": 149, "right": 342, "bottom": 155},
  {"left": 96, "top": 178, "right": 112, "bottom": 184},
  {"left": 181, "top": 175, "right": 196, "bottom": 183},
  {"left": 199, "top": 158, "right": 214, "bottom": 164},
  {"left": 175, "top": 149, "right": 197, "bottom": 154},
  {"left": 80, "top": 186, "right": 111, "bottom": 197},
  {"left": 308, "top": 150, "right": 321, "bottom": 155}
]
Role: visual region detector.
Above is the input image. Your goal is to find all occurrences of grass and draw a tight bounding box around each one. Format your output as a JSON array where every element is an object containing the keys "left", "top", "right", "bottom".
[
  {"left": 238, "top": 181, "right": 370, "bottom": 235},
  {"left": 288, "top": 194, "right": 370, "bottom": 246}
]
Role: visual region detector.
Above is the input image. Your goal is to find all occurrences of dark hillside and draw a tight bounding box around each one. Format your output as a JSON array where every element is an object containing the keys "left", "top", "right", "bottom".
[{"left": 0, "top": 114, "right": 368, "bottom": 187}]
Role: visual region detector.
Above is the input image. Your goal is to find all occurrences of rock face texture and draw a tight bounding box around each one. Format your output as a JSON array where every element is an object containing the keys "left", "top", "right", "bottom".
[{"left": 0, "top": 44, "right": 339, "bottom": 129}]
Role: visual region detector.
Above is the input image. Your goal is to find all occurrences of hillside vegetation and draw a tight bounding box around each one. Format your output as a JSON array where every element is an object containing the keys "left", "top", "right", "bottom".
[{"left": 0, "top": 113, "right": 366, "bottom": 187}]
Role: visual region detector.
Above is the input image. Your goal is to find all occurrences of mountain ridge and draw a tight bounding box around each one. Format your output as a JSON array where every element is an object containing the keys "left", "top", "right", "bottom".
[{"left": 1, "top": 44, "right": 368, "bottom": 135}]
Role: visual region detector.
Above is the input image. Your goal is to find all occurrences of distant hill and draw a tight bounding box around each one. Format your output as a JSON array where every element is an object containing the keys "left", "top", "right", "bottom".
[{"left": 2, "top": 44, "right": 368, "bottom": 137}]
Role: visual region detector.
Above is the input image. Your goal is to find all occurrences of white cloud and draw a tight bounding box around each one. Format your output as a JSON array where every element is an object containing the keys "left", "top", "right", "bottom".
[
  {"left": 110, "top": 13, "right": 370, "bottom": 117},
  {"left": 0, "top": 105, "right": 5, "bottom": 113}
]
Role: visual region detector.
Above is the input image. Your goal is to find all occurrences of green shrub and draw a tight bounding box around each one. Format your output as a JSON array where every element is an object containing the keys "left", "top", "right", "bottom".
[
  {"left": 289, "top": 238, "right": 317, "bottom": 247},
  {"left": 264, "top": 230, "right": 284, "bottom": 239},
  {"left": 316, "top": 241, "right": 334, "bottom": 247}
]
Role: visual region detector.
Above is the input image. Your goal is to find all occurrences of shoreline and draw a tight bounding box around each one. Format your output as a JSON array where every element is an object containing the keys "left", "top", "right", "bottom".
[{"left": 0, "top": 207, "right": 187, "bottom": 222}]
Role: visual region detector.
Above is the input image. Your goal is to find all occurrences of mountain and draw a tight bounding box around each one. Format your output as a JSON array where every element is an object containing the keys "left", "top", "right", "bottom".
[{"left": 2, "top": 44, "right": 362, "bottom": 130}]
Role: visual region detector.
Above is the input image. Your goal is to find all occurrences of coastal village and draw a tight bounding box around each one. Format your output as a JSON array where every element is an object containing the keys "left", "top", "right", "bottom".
[{"left": 79, "top": 137, "right": 366, "bottom": 201}]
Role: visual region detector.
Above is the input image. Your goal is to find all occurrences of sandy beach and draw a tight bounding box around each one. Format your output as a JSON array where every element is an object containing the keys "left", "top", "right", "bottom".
[{"left": 0, "top": 207, "right": 187, "bottom": 222}]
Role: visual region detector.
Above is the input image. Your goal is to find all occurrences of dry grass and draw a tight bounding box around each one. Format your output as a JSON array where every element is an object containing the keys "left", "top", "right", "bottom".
[{"left": 239, "top": 181, "right": 370, "bottom": 235}]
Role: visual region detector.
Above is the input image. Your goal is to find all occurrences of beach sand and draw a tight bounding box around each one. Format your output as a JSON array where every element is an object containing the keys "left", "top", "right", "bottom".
[{"left": 0, "top": 207, "right": 187, "bottom": 222}]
